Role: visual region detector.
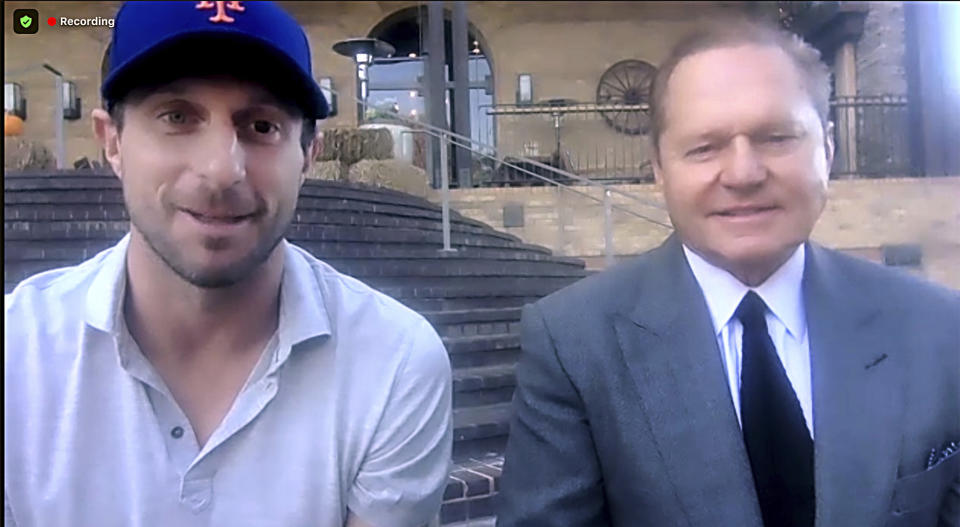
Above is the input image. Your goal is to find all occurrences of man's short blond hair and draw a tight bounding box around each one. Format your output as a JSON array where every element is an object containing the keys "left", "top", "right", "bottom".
[{"left": 649, "top": 17, "right": 833, "bottom": 158}]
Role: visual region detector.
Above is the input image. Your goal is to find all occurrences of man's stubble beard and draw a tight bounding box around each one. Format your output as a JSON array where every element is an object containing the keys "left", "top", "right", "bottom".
[{"left": 129, "top": 206, "right": 293, "bottom": 290}]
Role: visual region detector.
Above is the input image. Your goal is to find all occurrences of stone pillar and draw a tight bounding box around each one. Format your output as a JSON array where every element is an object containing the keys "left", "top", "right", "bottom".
[
  {"left": 426, "top": 1, "right": 448, "bottom": 188},
  {"left": 451, "top": 1, "right": 472, "bottom": 188},
  {"left": 904, "top": 1, "right": 960, "bottom": 176},
  {"left": 834, "top": 41, "right": 858, "bottom": 174}
]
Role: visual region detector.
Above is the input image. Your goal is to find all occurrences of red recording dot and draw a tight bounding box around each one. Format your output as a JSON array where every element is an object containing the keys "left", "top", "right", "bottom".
[{"left": 48, "top": 17, "right": 57, "bottom": 26}]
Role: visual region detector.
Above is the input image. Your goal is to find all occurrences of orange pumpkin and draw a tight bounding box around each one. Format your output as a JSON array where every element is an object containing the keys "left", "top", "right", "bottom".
[{"left": 4, "top": 113, "right": 24, "bottom": 136}]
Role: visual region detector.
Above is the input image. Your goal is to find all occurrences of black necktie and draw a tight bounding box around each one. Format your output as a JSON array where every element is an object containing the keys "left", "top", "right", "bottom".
[{"left": 737, "top": 291, "right": 815, "bottom": 527}]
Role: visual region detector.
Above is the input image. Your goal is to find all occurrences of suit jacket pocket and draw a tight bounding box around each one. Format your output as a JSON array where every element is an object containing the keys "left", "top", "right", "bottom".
[{"left": 890, "top": 448, "right": 960, "bottom": 516}]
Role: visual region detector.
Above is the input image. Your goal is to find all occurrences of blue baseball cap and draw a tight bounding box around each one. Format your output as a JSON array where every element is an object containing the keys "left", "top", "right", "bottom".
[{"left": 102, "top": 1, "right": 329, "bottom": 119}]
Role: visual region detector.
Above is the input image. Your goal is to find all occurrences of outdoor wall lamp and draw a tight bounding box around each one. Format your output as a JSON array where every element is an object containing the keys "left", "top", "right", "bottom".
[
  {"left": 517, "top": 73, "right": 533, "bottom": 105},
  {"left": 5, "top": 82, "right": 27, "bottom": 120},
  {"left": 319, "top": 77, "right": 338, "bottom": 117},
  {"left": 62, "top": 80, "right": 81, "bottom": 121}
]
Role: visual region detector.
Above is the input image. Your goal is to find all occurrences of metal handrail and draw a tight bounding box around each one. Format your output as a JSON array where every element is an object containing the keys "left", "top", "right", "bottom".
[
  {"left": 331, "top": 85, "right": 674, "bottom": 263},
  {"left": 486, "top": 102, "right": 649, "bottom": 114},
  {"left": 438, "top": 130, "right": 672, "bottom": 229},
  {"left": 339, "top": 87, "right": 667, "bottom": 212},
  {"left": 403, "top": 130, "right": 673, "bottom": 229},
  {"left": 517, "top": 156, "right": 666, "bottom": 212},
  {"left": 395, "top": 125, "right": 671, "bottom": 229}
]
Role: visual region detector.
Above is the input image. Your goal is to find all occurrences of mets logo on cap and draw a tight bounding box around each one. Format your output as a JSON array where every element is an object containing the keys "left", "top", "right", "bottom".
[
  {"left": 103, "top": 1, "right": 331, "bottom": 119},
  {"left": 196, "top": 1, "right": 245, "bottom": 24}
]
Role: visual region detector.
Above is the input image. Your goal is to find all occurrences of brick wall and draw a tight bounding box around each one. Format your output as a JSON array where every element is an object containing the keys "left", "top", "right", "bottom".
[{"left": 435, "top": 177, "right": 960, "bottom": 289}]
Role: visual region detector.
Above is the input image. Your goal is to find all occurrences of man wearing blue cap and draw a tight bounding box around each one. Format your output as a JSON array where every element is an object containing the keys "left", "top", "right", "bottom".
[{"left": 4, "top": 2, "right": 452, "bottom": 526}]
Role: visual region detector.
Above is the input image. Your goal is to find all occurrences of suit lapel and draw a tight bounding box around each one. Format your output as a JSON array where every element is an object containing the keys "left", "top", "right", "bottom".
[
  {"left": 805, "top": 244, "right": 904, "bottom": 526},
  {"left": 613, "top": 236, "right": 763, "bottom": 527}
]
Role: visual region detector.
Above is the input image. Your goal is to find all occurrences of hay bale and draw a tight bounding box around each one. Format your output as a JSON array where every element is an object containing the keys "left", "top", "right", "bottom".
[
  {"left": 4, "top": 138, "right": 55, "bottom": 170},
  {"left": 317, "top": 127, "right": 394, "bottom": 181},
  {"left": 305, "top": 160, "right": 341, "bottom": 181},
  {"left": 348, "top": 159, "right": 431, "bottom": 198}
]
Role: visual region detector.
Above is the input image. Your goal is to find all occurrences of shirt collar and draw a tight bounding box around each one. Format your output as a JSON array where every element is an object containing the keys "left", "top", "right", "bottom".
[
  {"left": 84, "top": 233, "right": 131, "bottom": 337},
  {"left": 83, "top": 235, "right": 333, "bottom": 362},
  {"left": 683, "top": 243, "right": 807, "bottom": 339},
  {"left": 275, "top": 240, "right": 333, "bottom": 363}
]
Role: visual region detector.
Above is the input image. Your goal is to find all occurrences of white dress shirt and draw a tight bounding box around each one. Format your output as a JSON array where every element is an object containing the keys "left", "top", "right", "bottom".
[
  {"left": 683, "top": 244, "right": 814, "bottom": 438},
  {"left": 4, "top": 234, "right": 452, "bottom": 527}
]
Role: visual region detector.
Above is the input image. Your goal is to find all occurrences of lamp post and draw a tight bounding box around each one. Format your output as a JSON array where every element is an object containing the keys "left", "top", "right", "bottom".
[{"left": 332, "top": 38, "right": 395, "bottom": 124}]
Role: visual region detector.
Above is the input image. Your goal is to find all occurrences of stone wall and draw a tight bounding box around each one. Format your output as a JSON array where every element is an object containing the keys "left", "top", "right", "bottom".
[
  {"left": 856, "top": 1, "right": 907, "bottom": 96},
  {"left": 434, "top": 177, "right": 960, "bottom": 289},
  {"left": 4, "top": 1, "right": 914, "bottom": 173},
  {"left": 3, "top": 1, "right": 115, "bottom": 166},
  {"left": 3, "top": 1, "right": 748, "bottom": 168}
]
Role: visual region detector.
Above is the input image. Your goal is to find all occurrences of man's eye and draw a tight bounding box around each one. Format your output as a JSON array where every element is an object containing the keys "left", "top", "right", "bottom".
[
  {"left": 687, "top": 144, "right": 714, "bottom": 157},
  {"left": 766, "top": 135, "right": 793, "bottom": 143},
  {"left": 160, "top": 111, "right": 189, "bottom": 125},
  {"left": 251, "top": 120, "right": 278, "bottom": 134}
]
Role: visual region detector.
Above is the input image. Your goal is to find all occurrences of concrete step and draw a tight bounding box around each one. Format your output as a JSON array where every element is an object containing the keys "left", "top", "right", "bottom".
[
  {"left": 453, "top": 364, "right": 517, "bottom": 409},
  {"left": 4, "top": 190, "right": 490, "bottom": 231},
  {"left": 2, "top": 208, "right": 534, "bottom": 249},
  {"left": 454, "top": 403, "right": 512, "bottom": 442},
  {"left": 306, "top": 245, "right": 578, "bottom": 265},
  {"left": 423, "top": 307, "right": 523, "bottom": 326},
  {"left": 374, "top": 277, "right": 583, "bottom": 299},
  {"left": 397, "top": 295, "right": 542, "bottom": 313},
  {"left": 452, "top": 403, "right": 512, "bottom": 461},
  {"left": 4, "top": 255, "right": 581, "bottom": 302},
  {"left": 443, "top": 334, "right": 520, "bottom": 369},
  {"left": 375, "top": 281, "right": 577, "bottom": 313},
  {"left": 3, "top": 240, "right": 582, "bottom": 270},
  {"left": 288, "top": 226, "right": 543, "bottom": 252},
  {"left": 442, "top": 518, "right": 495, "bottom": 527},
  {"left": 423, "top": 307, "right": 523, "bottom": 338},
  {"left": 289, "top": 215, "right": 521, "bottom": 243},
  {"left": 3, "top": 215, "right": 526, "bottom": 247},
  {"left": 321, "top": 259, "right": 585, "bottom": 279},
  {"left": 5, "top": 260, "right": 78, "bottom": 288},
  {"left": 2, "top": 173, "right": 445, "bottom": 213},
  {"left": 3, "top": 209, "right": 515, "bottom": 239},
  {"left": 3, "top": 175, "right": 543, "bottom": 253}
]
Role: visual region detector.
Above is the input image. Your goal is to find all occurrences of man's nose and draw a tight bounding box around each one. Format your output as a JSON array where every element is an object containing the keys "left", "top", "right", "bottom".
[
  {"left": 719, "top": 136, "right": 766, "bottom": 188},
  {"left": 194, "top": 121, "right": 246, "bottom": 189}
]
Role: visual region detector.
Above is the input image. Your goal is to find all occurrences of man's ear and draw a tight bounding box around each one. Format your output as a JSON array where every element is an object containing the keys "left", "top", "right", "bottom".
[
  {"left": 300, "top": 130, "right": 323, "bottom": 185},
  {"left": 823, "top": 120, "right": 835, "bottom": 173},
  {"left": 649, "top": 137, "right": 664, "bottom": 186},
  {"left": 92, "top": 108, "right": 123, "bottom": 180}
]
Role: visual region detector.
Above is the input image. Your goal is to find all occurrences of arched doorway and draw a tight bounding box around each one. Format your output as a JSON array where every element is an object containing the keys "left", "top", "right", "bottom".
[{"left": 365, "top": 6, "right": 496, "bottom": 162}]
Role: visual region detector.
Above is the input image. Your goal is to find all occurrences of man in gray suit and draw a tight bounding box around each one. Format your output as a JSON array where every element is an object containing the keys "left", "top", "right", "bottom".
[{"left": 497, "top": 18, "right": 959, "bottom": 527}]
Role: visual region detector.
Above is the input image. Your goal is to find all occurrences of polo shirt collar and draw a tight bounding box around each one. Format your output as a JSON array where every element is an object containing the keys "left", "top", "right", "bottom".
[
  {"left": 84, "top": 233, "right": 131, "bottom": 337},
  {"left": 275, "top": 240, "right": 333, "bottom": 365},
  {"left": 83, "top": 235, "right": 333, "bottom": 364}
]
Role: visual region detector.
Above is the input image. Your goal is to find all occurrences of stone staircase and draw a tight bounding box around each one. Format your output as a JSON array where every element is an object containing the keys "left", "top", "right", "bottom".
[{"left": 4, "top": 170, "right": 589, "bottom": 524}]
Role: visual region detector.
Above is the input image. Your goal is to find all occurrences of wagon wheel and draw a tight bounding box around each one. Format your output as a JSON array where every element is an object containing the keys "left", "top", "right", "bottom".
[{"left": 596, "top": 59, "right": 656, "bottom": 135}]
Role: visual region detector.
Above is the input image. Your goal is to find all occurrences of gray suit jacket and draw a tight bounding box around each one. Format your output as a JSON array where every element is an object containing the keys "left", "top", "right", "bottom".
[{"left": 497, "top": 235, "right": 960, "bottom": 527}]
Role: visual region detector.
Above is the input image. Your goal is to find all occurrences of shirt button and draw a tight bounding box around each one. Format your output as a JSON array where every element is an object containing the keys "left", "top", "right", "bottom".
[{"left": 171, "top": 426, "right": 184, "bottom": 439}]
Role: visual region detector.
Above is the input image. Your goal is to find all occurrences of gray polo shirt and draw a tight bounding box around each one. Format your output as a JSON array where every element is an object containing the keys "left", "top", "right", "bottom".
[{"left": 4, "top": 235, "right": 452, "bottom": 527}]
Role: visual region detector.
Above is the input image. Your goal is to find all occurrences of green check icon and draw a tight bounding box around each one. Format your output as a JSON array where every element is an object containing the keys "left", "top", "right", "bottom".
[{"left": 20, "top": 15, "right": 33, "bottom": 28}]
